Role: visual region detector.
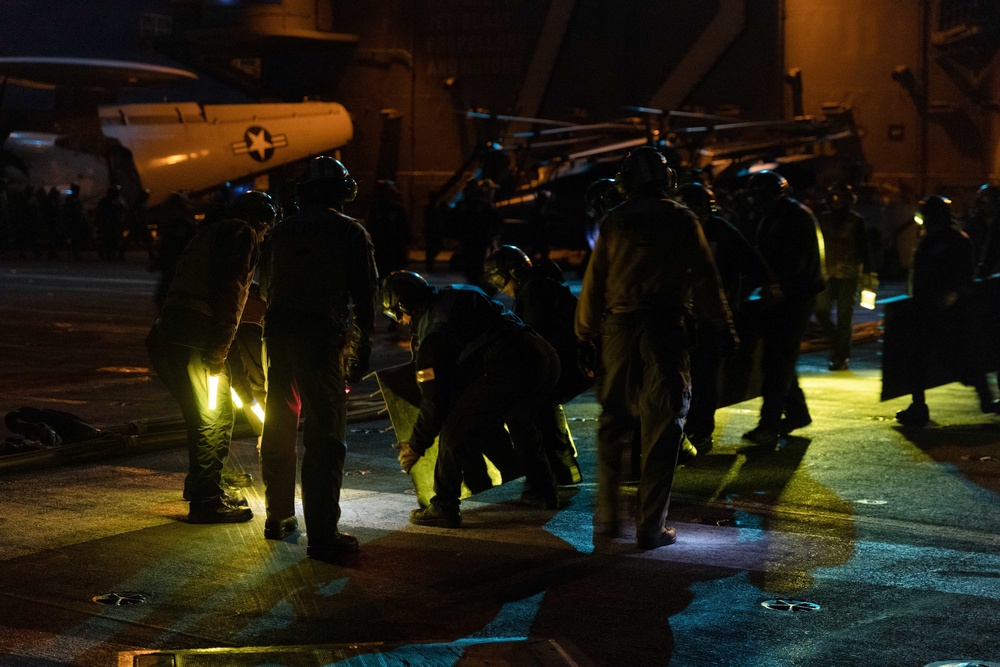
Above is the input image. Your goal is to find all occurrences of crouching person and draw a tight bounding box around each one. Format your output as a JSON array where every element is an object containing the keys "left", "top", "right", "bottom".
[{"left": 383, "top": 271, "right": 560, "bottom": 528}]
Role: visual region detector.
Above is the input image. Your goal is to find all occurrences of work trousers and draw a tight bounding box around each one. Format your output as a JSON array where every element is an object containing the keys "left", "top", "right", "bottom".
[
  {"left": 538, "top": 402, "right": 583, "bottom": 485},
  {"left": 146, "top": 326, "right": 235, "bottom": 503},
  {"left": 260, "top": 331, "right": 347, "bottom": 548},
  {"left": 815, "top": 276, "right": 859, "bottom": 365},
  {"left": 685, "top": 328, "right": 721, "bottom": 442},
  {"left": 758, "top": 297, "right": 815, "bottom": 429},
  {"left": 432, "top": 333, "right": 559, "bottom": 509},
  {"left": 595, "top": 312, "right": 691, "bottom": 538}
]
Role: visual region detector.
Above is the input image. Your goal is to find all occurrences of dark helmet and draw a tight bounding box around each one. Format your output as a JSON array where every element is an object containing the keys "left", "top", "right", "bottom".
[
  {"left": 918, "top": 194, "right": 953, "bottom": 228},
  {"left": 615, "top": 146, "right": 677, "bottom": 197},
  {"left": 825, "top": 182, "right": 856, "bottom": 209},
  {"left": 484, "top": 245, "right": 533, "bottom": 291},
  {"left": 676, "top": 182, "right": 717, "bottom": 217},
  {"left": 746, "top": 170, "right": 791, "bottom": 206},
  {"left": 382, "top": 270, "right": 434, "bottom": 323},
  {"left": 230, "top": 190, "right": 280, "bottom": 233},
  {"left": 585, "top": 177, "right": 622, "bottom": 219},
  {"left": 300, "top": 156, "right": 358, "bottom": 204},
  {"left": 976, "top": 183, "right": 1000, "bottom": 210}
]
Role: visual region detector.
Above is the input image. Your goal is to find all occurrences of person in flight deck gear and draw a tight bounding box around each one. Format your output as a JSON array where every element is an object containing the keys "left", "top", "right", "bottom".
[
  {"left": 676, "top": 182, "right": 773, "bottom": 453},
  {"left": 484, "top": 245, "right": 590, "bottom": 485},
  {"left": 153, "top": 193, "right": 198, "bottom": 311},
  {"left": 454, "top": 178, "right": 503, "bottom": 287},
  {"left": 896, "top": 195, "right": 996, "bottom": 426},
  {"left": 815, "top": 183, "right": 875, "bottom": 371},
  {"left": 366, "top": 180, "right": 412, "bottom": 281},
  {"left": 576, "top": 146, "right": 736, "bottom": 550},
  {"left": 741, "top": 170, "right": 826, "bottom": 448},
  {"left": 258, "top": 156, "right": 378, "bottom": 562},
  {"left": 63, "top": 183, "right": 89, "bottom": 261},
  {"left": 965, "top": 184, "right": 1000, "bottom": 280},
  {"left": 385, "top": 271, "right": 561, "bottom": 528},
  {"left": 95, "top": 185, "right": 126, "bottom": 261},
  {"left": 145, "top": 190, "right": 279, "bottom": 524}
]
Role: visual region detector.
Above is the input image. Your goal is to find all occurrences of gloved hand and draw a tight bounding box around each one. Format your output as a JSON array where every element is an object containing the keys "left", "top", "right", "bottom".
[
  {"left": 577, "top": 339, "right": 599, "bottom": 378},
  {"left": 345, "top": 339, "right": 372, "bottom": 384},
  {"left": 393, "top": 441, "right": 421, "bottom": 474},
  {"left": 202, "top": 347, "right": 227, "bottom": 376}
]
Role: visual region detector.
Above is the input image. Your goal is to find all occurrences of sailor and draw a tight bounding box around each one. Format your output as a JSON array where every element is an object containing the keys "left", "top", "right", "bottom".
[
  {"left": 258, "top": 157, "right": 378, "bottom": 562},
  {"left": 385, "top": 271, "right": 560, "bottom": 528},
  {"left": 146, "top": 190, "right": 279, "bottom": 523}
]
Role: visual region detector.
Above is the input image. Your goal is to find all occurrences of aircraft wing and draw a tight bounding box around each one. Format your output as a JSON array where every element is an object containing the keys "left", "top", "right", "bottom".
[{"left": 0, "top": 57, "right": 198, "bottom": 89}]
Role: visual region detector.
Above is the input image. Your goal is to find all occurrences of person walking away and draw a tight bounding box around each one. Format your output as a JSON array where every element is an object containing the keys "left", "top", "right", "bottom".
[
  {"left": 741, "top": 170, "right": 826, "bottom": 447},
  {"left": 676, "top": 182, "right": 772, "bottom": 453},
  {"left": 576, "top": 147, "right": 736, "bottom": 549}
]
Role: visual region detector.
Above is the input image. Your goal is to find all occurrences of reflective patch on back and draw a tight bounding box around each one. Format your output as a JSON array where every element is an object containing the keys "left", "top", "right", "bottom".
[{"left": 416, "top": 367, "right": 436, "bottom": 383}]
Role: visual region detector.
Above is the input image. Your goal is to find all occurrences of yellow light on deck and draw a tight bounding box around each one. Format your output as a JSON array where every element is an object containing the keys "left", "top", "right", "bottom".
[
  {"left": 250, "top": 400, "right": 265, "bottom": 423},
  {"left": 230, "top": 387, "right": 243, "bottom": 408},
  {"left": 860, "top": 289, "right": 876, "bottom": 310},
  {"left": 207, "top": 374, "right": 220, "bottom": 410}
]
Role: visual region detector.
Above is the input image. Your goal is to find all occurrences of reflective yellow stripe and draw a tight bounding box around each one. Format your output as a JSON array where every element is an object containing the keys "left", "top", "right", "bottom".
[{"left": 415, "top": 367, "right": 436, "bottom": 383}]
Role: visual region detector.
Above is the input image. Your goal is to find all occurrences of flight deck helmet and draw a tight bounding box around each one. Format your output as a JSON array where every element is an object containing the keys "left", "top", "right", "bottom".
[
  {"left": 918, "top": 194, "right": 953, "bottom": 229},
  {"left": 676, "top": 182, "right": 718, "bottom": 218},
  {"left": 585, "top": 177, "right": 622, "bottom": 219},
  {"left": 299, "top": 156, "right": 358, "bottom": 206},
  {"left": 825, "top": 182, "right": 856, "bottom": 211},
  {"left": 484, "top": 245, "right": 533, "bottom": 293},
  {"left": 976, "top": 183, "right": 1000, "bottom": 217},
  {"left": 615, "top": 146, "right": 676, "bottom": 197},
  {"left": 382, "top": 271, "right": 434, "bottom": 323},
  {"left": 746, "top": 170, "right": 791, "bottom": 208},
  {"left": 231, "top": 190, "right": 280, "bottom": 233}
]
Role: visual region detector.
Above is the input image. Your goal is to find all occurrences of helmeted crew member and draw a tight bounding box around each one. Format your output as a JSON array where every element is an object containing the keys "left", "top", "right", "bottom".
[
  {"left": 484, "top": 245, "right": 591, "bottom": 485},
  {"left": 95, "top": 185, "right": 126, "bottom": 261},
  {"left": 965, "top": 183, "right": 1000, "bottom": 279},
  {"left": 453, "top": 179, "right": 503, "bottom": 287},
  {"left": 386, "top": 271, "right": 561, "bottom": 528},
  {"left": 676, "top": 182, "right": 772, "bottom": 453},
  {"left": 741, "top": 170, "right": 826, "bottom": 447},
  {"left": 258, "top": 157, "right": 377, "bottom": 563},
  {"left": 146, "top": 190, "right": 279, "bottom": 524},
  {"left": 896, "top": 195, "right": 995, "bottom": 426},
  {"left": 576, "top": 146, "right": 736, "bottom": 550},
  {"left": 815, "top": 183, "right": 875, "bottom": 371}
]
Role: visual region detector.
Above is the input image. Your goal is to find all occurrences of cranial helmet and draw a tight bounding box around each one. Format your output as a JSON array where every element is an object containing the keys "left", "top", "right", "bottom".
[
  {"left": 918, "top": 194, "right": 953, "bottom": 228},
  {"left": 825, "top": 182, "right": 856, "bottom": 209},
  {"left": 585, "top": 177, "right": 622, "bottom": 219},
  {"left": 746, "top": 170, "right": 791, "bottom": 206},
  {"left": 976, "top": 183, "right": 1000, "bottom": 210},
  {"left": 382, "top": 271, "right": 433, "bottom": 323},
  {"left": 231, "top": 190, "right": 280, "bottom": 232},
  {"left": 300, "top": 156, "right": 358, "bottom": 204},
  {"left": 676, "top": 182, "right": 717, "bottom": 217},
  {"left": 484, "top": 245, "right": 533, "bottom": 291},
  {"left": 615, "top": 146, "right": 677, "bottom": 197}
]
